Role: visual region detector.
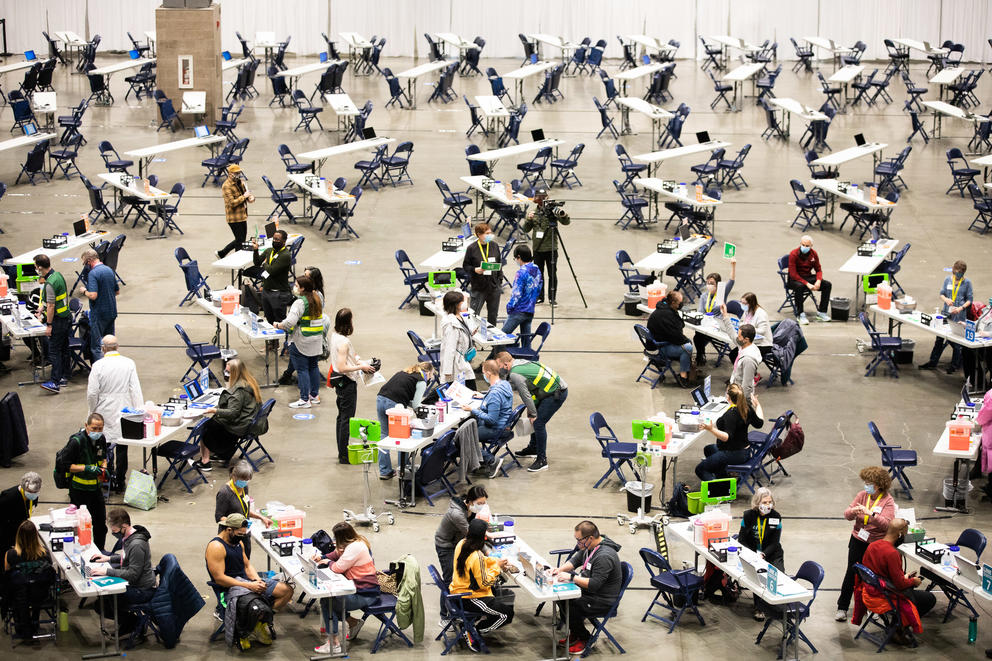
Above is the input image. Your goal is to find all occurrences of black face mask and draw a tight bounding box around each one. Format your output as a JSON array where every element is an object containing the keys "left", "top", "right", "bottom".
[
  {"left": 894, "top": 535, "right": 906, "bottom": 548},
  {"left": 677, "top": 301, "right": 685, "bottom": 310},
  {"left": 112, "top": 530, "right": 125, "bottom": 541},
  {"left": 271, "top": 240, "right": 285, "bottom": 251}
]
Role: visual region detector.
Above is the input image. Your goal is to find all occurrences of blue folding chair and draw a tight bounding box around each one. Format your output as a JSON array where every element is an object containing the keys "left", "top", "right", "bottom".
[
  {"left": 717, "top": 144, "right": 750, "bottom": 189},
  {"left": 639, "top": 547, "right": 705, "bottom": 633},
  {"left": 407, "top": 330, "right": 441, "bottom": 377},
  {"left": 708, "top": 71, "right": 733, "bottom": 110},
  {"left": 853, "top": 564, "right": 916, "bottom": 652},
  {"left": 614, "top": 144, "right": 646, "bottom": 190},
  {"left": 754, "top": 560, "right": 824, "bottom": 655},
  {"left": 292, "top": 89, "right": 324, "bottom": 132},
  {"left": 869, "top": 421, "right": 917, "bottom": 498},
  {"left": 859, "top": 313, "right": 902, "bottom": 378},
  {"left": 415, "top": 430, "right": 459, "bottom": 506},
  {"left": 157, "top": 98, "right": 184, "bottom": 132},
  {"left": 505, "top": 322, "right": 550, "bottom": 361},
  {"left": 633, "top": 324, "right": 680, "bottom": 388},
  {"left": 395, "top": 250, "right": 429, "bottom": 309},
  {"left": 262, "top": 175, "right": 298, "bottom": 222},
  {"left": 615, "top": 249, "right": 651, "bottom": 308},
  {"left": 354, "top": 144, "right": 386, "bottom": 191},
  {"left": 156, "top": 418, "right": 209, "bottom": 493},
  {"left": 613, "top": 180, "right": 650, "bottom": 230},
  {"left": 49, "top": 133, "right": 83, "bottom": 180},
  {"left": 464, "top": 95, "right": 488, "bottom": 137},
  {"left": 789, "top": 179, "right": 826, "bottom": 231},
  {"left": 174, "top": 324, "right": 222, "bottom": 385},
  {"left": 549, "top": 143, "right": 584, "bottom": 189},
  {"left": 689, "top": 149, "right": 724, "bottom": 185},
  {"left": 428, "top": 564, "right": 490, "bottom": 654},
  {"left": 435, "top": 178, "right": 471, "bottom": 227},
  {"left": 479, "top": 405, "right": 526, "bottom": 478},
  {"left": 236, "top": 398, "right": 275, "bottom": 470},
  {"left": 598, "top": 70, "right": 618, "bottom": 106},
  {"left": 946, "top": 148, "right": 980, "bottom": 196},
  {"left": 175, "top": 247, "right": 210, "bottom": 306},
  {"left": 359, "top": 592, "right": 414, "bottom": 653},
  {"left": 591, "top": 412, "right": 639, "bottom": 488},
  {"left": 777, "top": 255, "right": 817, "bottom": 316},
  {"left": 594, "top": 97, "right": 619, "bottom": 139},
  {"left": 382, "top": 141, "right": 414, "bottom": 187},
  {"left": 579, "top": 562, "right": 633, "bottom": 657}
]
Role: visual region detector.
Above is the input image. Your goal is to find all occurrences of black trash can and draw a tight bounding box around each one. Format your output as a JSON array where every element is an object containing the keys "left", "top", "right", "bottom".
[
  {"left": 830, "top": 297, "right": 851, "bottom": 322},
  {"left": 624, "top": 292, "right": 642, "bottom": 316},
  {"left": 895, "top": 338, "right": 916, "bottom": 364},
  {"left": 624, "top": 481, "right": 653, "bottom": 513},
  {"left": 418, "top": 292, "right": 433, "bottom": 316}
]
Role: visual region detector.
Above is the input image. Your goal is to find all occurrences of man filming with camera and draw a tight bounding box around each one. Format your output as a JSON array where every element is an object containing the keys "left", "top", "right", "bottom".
[{"left": 521, "top": 189, "right": 570, "bottom": 305}]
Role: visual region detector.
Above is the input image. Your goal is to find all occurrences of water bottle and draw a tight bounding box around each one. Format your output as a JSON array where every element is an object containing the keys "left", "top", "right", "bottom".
[
  {"left": 15, "top": 301, "right": 27, "bottom": 329},
  {"left": 969, "top": 616, "right": 978, "bottom": 644},
  {"left": 301, "top": 538, "right": 314, "bottom": 560},
  {"left": 941, "top": 548, "right": 954, "bottom": 570}
]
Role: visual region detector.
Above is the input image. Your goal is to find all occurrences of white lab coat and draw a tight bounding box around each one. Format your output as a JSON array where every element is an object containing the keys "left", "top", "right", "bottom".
[{"left": 86, "top": 352, "right": 144, "bottom": 444}]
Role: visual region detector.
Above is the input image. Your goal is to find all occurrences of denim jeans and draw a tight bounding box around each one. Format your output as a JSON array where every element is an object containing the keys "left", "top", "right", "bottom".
[
  {"left": 289, "top": 344, "right": 319, "bottom": 401},
  {"left": 660, "top": 341, "right": 692, "bottom": 373},
  {"left": 89, "top": 314, "right": 115, "bottom": 362},
  {"left": 695, "top": 443, "right": 750, "bottom": 481},
  {"left": 531, "top": 388, "right": 567, "bottom": 461},
  {"left": 477, "top": 421, "right": 501, "bottom": 463},
  {"left": 322, "top": 592, "right": 379, "bottom": 634},
  {"left": 502, "top": 311, "right": 533, "bottom": 341}
]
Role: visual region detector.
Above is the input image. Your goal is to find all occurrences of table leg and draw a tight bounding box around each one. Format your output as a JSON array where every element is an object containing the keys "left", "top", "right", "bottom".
[
  {"left": 408, "top": 79, "right": 416, "bottom": 109},
  {"left": 620, "top": 105, "right": 631, "bottom": 135},
  {"left": 82, "top": 591, "right": 122, "bottom": 659}
]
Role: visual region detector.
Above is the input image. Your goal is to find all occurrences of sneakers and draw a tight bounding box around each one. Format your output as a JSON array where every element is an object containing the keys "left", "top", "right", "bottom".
[
  {"left": 798, "top": 312, "right": 809, "bottom": 325},
  {"left": 816, "top": 311, "right": 831, "bottom": 322},
  {"left": 216, "top": 250, "right": 224, "bottom": 259},
  {"left": 918, "top": 362, "right": 936, "bottom": 370},
  {"left": 515, "top": 446, "right": 538, "bottom": 458},
  {"left": 189, "top": 459, "right": 212, "bottom": 472},
  {"left": 489, "top": 458, "right": 504, "bottom": 479},
  {"left": 253, "top": 621, "right": 272, "bottom": 645},
  {"left": 527, "top": 458, "right": 549, "bottom": 472},
  {"left": 309, "top": 395, "right": 321, "bottom": 405},
  {"left": 289, "top": 399, "right": 311, "bottom": 409},
  {"left": 946, "top": 365, "right": 959, "bottom": 375},
  {"left": 314, "top": 640, "right": 341, "bottom": 654},
  {"left": 569, "top": 639, "right": 587, "bottom": 654},
  {"left": 347, "top": 619, "right": 364, "bottom": 641},
  {"left": 834, "top": 609, "right": 847, "bottom": 622},
  {"left": 239, "top": 637, "right": 253, "bottom": 651},
  {"left": 59, "top": 378, "right": 68, "bottom": 387},
  {"left": 40, "top": 381, "right": 60, "bottom": 393},
  {"left": 379, "top": 471, "right": 395, "bottom": 480}
]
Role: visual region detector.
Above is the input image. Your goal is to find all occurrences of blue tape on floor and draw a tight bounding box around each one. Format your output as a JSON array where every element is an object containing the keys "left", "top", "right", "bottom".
[
  {"left": 345, "top": 259, "right": 361, "bottom": 265},
  {"left": 293, "top": 413, "right": 315, "bottom": 420},
  {"left": 62, "top": 257, "right": 78, "bottom": 262}
]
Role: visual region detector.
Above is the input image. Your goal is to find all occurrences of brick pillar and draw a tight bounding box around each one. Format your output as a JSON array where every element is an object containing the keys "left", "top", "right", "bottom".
[{"left": 155, "top": 3, "right": 222, "bottom": 125}]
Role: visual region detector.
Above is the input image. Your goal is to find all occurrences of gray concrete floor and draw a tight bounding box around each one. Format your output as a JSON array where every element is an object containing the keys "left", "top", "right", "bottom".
[{"left": 1, "top": 51, "right": 991, "bottom": 659}]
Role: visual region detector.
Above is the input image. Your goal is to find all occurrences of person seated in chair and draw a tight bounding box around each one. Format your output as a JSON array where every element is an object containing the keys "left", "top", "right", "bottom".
[
  {"left": 205, "top": 513, "right": 293, "bottom": 650},
  {"left": 551, "top": 521, "right": 623, "bottom": 655},
  {"left": 88, "top": 508, "right": 156, "bottom": 636},
  {"left": 460, "top": 360, "right": 513, "bottom": 477},
  {"left": 449, "top": 518, "right": 514, "bottom": 650},
  {"left": 787, "top": 235, "right": 832, "bottom": 324},
  {"left": 0, "top": 472, "right": 42, "bottom": 557},
  {"left": 2, "top": 520, "right": 55, "bottom": 641},
  {"left": 647, "top": 290, "right": 694, "bottom": 386},
  {"left": 194, "top": 359, "right": 262, "bottom": 470},
  {"left": 693, "top": 258, "right": 735, "bottom": 366},
  {"left": 695, "top": 384, "right": 763, "bottom": 482},
  {"left": 738, "top": 487, "right": 783, "bottom": 621}
]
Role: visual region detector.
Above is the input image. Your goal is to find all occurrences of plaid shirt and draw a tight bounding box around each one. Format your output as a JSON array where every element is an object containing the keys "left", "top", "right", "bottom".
[{"left": 222, "top": 176, "right": 249, "bottom": 224}]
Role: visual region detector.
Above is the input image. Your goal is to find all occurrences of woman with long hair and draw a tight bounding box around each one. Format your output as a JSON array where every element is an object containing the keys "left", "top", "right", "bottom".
[
  {"left": 694, "top": 383, "right": 763, "bottom": 481},
  {"left": 449, "top": 518, "right": 514, "bottom": 649},
  {"left": 276, "top": 274, "right": 325, "bottom": 408},
  {"left": 329, "top": 308, "right": 376, "bottom": 463},
  {"left": 195, "top": 358, "right": 262, "bottom": 469},
  {"left": 314, "top": 522, "right": 380, "bottom": 655},
  {"left": 375, "top": 361, "right": 435, "bottom": 478},
  {"left": 4, "top": 520, "right": 48, "bottom": 571}
]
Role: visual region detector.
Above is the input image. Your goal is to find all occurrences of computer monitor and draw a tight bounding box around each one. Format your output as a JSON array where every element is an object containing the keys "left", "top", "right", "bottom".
[
  {"left": 319, "top": 51, "right": 329, "bottom": 63},
  {"left": 854, "top": 133, "right": 866, "bottom": 146},
  {"left": 73, "top": 219, "right": 89, "bottom": 236},
  {"left": 861, "top": 272, "right": 889, "bottom": 293},
  {"left": 222, "top": 50, "right": 232, "bottom": 61},
  {"left": 362, "top": 127, "right": 376, "bottom": 139},
  {"left": 264, "top": 221, "right": 278, "bottom": 237},
  {"left": 428, "top": 270, "right": 456, "bottom": 289},
  {"left": 181, "top": 375, "right": 205, "bottom": 402},
  {"left": 23, "top": 123, "right": 37, "bottom": 136},
  {"left": 129, "top": 49, "right": 140, "bottom": 60},
  {"left": 690, "top": 386, "right": 708, "bottom": 407},
  {"left": 700, "top": 477, "right": 737, "bottom": 502},
  {"left": 194, "top": 125, "right": 210, "bottom": 138},
  {"left": 531, "top": 128, "right": 545, "bottom": 142},
  {"left": 24, "top": 50, "right": 36, "bottom": 61},
  {"left": 696, "top": 130, "right": 710, "bottom": 143}
]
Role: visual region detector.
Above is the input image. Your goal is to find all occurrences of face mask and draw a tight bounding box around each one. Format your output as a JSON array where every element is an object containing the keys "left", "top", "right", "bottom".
[
  {"left": 864, "top": 483, "right": 875, "bottom": 494},
  {"left": 741, "top": 303, "right": 749, "bottom": 314},
  {"left": 483, "top": 234, "right": 494, "bottom": 243},
  {"left": 112, "top": 529, "right": 125, "bottom": 541},
  {"left": 677, "top": 301, "right": 684, "bottom": 310},
  {"left": 800, "top": 245, "right": 811, "bottom": 254},
  {"left": 894, "top": 535, "right": 906, "bottom": 548},
  {"left": 459, "top": 301, "right": 468, "bottom": 312},
  {"left": 953, "top": 271, "right": 963, "bottom": 279},
  {"left": 482, "top": 372, "right": 491, "bottom": 385},
  {"left": 87, "top": 431, "right": 102, "bottom": 441},
  {"left": 234, "top": 479, "right": 249, "bottom": 489},
  {"left": 758, "top": 504, "right": 772, "bottom": 516},
  {"left": 292, "top": 286, "right": 301, "bottom": 296},
  {"left": 468, "top": 503, "right": 483, "bottom": 513},
  {"left": 24, "top": 491, "right": 39, "bottom": 501},
  {"left": 271, "top": 240, "right": 285, "bottom": 250},
  {"left": 223, "top": 370, "right": 230, "bottom": 380},
  {"left": 706, "top": 283, "right": 716, "bottom": 293}
]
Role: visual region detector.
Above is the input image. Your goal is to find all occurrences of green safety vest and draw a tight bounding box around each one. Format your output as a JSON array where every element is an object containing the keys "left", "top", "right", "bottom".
[
  {"left": 297, "top": 298, "right": 324, "bottom": 337},
  {"left": 510, "top": 361, "right": 562, "bottom": 396},
  {"left": 41, "top": 270, "right": 70, "bottom": 318}
]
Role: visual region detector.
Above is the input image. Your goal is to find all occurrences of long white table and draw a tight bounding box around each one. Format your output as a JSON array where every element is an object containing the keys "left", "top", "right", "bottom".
[
  {"left": 932, "top": 397, "right": 982, "bottom": 513},
  {"left": 124, "top": 134, "right": 226, "bottom": 177},
  {"left": 98, "top": 172, "right": 176, "bottom": 235},
  {"left": 465, "top": 138, "right": 565, "bottom": 176},
  {"left": 475, "top": 94, "right": 510, "bottom": 135},
  {"left": 339, "top": 31, "right": 374, "bottom": 65},
  {"left": 810, "top": 178, "right": 897, "bottom": 227},
  {"left": 636, "top": 177, "right": 722, "bottom": 227},
  {"left": 922, "top": 100, "right": 990, "bottom": 140},
  {"left": 89, "top": 57, "right": 155, "bottom": 101},
  {"left": 435, "top": 32, "right": 478, "bottom": 59},
  {"left": 870, "top": 304, "right": 992, "bottom": 352},
  {"left": 812, "top": 143, "right": 887, "bottom": 172},
  {"left": 270, "top": 60, "right": 339, "bottom": 92},
  {"left": 0, "top": 298, "right": 48, "bottom": 384},
  {"left": 420, "top": 238, "right": 471, "bottom": 270},
  {"left": 222, "top": 57, "right": 250, "bottom": 72},
  {"left": 722, "top": 62, "right": 766, "bottom": 111},
  {"left": 298, "top": 137, "right": 396, "bottom": 176},
  {"left": 396, "top": 60, "right": 451, "bottom": 109},
  {"left": 323, "top": 92, "right": 359, "bottom": 133},
  {"left": 768, "top": 98, "right": 828, "bottom": 138},
  {"left": 838, "top": 238, "right": 899, "bottom": 309},
  {"left": 286, "top": 173, "right": 355, "bottom": 239},
  {"left": 634, "top": 234, "right": 710, "bottom": 271},
  {"left": 828, "top": 65, "right": 865, "bottom": 106},
  {"left": 211, "top": 234, "right": 303, "bottom": 285},
  {"left": 0, "top": 58, "right": 49, "bottom": 76},
  {"left": 194, "top": 296, "right": 285, "bottom": 387},
  {"left": 460, "top": 174, "right": 532, "bottom": 220},
  {"left": 615, "top": 97, "right": 673, "bottom": 140},
  {"left": 615, "top": 62, "right": 669, "bottom": 96},
  {"left": 6, "top": 230, "right": 110, "bottom": 265},
  {"left": 930, "top": 67, "right": 967, "bottom": 100},
  {"left": 973, "top": 154, "right": 992, "bottom": 182},
  {"left": 632, "top": 140, "right": 732, "bottom": 177},
  {"left": 802, "top": 36, "right": 855, "bottom": 70},
  {"left": 526, "top": 34, "right": 577, "bottom": 66},
  {"left": 503, "top": 61, "right": 556, "bottom": 104},
  {"left": 892, "top": 38, "right": 949, "bottom": 57},
  {"left": 625, "top": 35, "right": 677, "bottom": 58},
  {"left": 710, "top": 35, "right": 761, "bottom": 64},
  {"left": 0, "top": 132, "right": 57, "bottom": 156},
  {"left": 899, "top": 542, "right": 992, "bottom": 605}
]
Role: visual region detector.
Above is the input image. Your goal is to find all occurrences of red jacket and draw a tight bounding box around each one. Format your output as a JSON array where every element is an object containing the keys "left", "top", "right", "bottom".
[
  {"left": 788, "top": 247, "right": 823, "bottom": 283},
  {"left": 862, "top": 539, "right": 914, "bottom": 592}
]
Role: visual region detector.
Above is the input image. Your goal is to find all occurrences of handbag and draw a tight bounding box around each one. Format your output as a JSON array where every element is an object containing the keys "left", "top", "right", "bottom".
[
  {"left": 458, "top": 317, "right": 477, "bottom": 361},
  {"left": 376, "top": 570, "right": 399, "bottom": 595},
  {"left": 123, "top": 469, "right": 157, "bottom": 510}
]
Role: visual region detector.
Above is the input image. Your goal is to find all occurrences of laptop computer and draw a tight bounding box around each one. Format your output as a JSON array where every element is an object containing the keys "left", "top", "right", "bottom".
[
  {"left": 182, "top": 369, "right": 219, "bottom": 405},
  {"left": 73, "top": 219, "right": 89, "bottom": 236},
  {"left": 678, "top": 223, "right": 691, "bottom": 240},
  {"left": 854, "top": 133, "right": 866, "bottom": 146},
  {"left": 690, "top": 380, "right": 725, "bottom": 412},
  {"left": 741, "top": 558, "right": 761, "bottom": 584},
  {"left": 129, "top": 49, "right": 140, "bottom": 60},
  {"left": 319, "top": 51, "right": 329, "bottom": 63},
  {"left": 362, "top": 127, "right": 376, "bottom": 139},
  {"left": 827, "top": 39, "right": 836, "bottom": 50},
  {"left": 23, "top": 123, "right": 38, "bottom": 136},
  {"left": 923, "top": 41, "right": 932, "bottom": 52},
  {"left": 222, "top": 50, "right": 232, "bottom": 61},
  {"left": 194, "top": 125, "right": 210, "bottom": 138},
  {"left": 531, "top": 128, "right": 545, "bottom": 142},
  {"left": 24, "top": 50, "right": 36, "bottom": 61},
  {"left": 264, "top": 221, "right": 278, "bottom": 237}
]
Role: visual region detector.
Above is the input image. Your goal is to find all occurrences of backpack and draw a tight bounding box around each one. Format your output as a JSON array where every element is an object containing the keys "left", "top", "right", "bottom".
[
  {"left": 53, "top": 436, "right": 78, "bottom": 489},
  {"left": 703, "top": 563, "right": 740, "bottom": 604},
  {"left": 234, "top": 593, "right": 273, "bottom": 642},
  {"left": 772, "top": 420, "right": 805, "bottom": 460},
  {"left": 666, "top": 482, "right": 692, "bottom": 518},
  {"left": 309, "top": 529, "right": 335, "bottom": 555}
]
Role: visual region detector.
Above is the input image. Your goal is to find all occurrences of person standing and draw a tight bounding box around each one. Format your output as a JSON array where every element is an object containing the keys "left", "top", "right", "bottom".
[
  {"left": 727, "top": 324, "right": 761, "bottom": 402},
  {"left": 329, "top": 308, "right": 375, "bottom": 464},
  {"left": 462, "top": 223, "right": 503, "bottom": 326},
  {"left": 87, "top": 335, "right": 143, "bottom": 491},
  {"left": 919, "top": 260, "right": 972, "bottom": 373},
  {"left": 835, "top": 466, "right": 896, "bottom": 622},
  {"left": 275, "top": 275, "right": 325, "bottom": 409},
  {"left": 248, "top": 229, "right": 293, "bottom": 325},
  {"left": 217, "top": 164, "right": 255, "bottom": 258},
  {"left": 375, "top": 361, "right": 434, "bottom": 479},
  {"left": 66, "top": 413, "right": 110, "bottom": 551},
  {"left": 0, "top": 472, "right": 42, "bottom": 553},
  {"left": 34, "top": 255, "right": 71, "bottom": 393},
  {"left": 494, "top": 351, "right": 567, "bottom": 473},
  {"left": 213, "top": 461, "right": 273, "bottom": 559},
  {"left": 81, "top": 248, "right": 119, "bottom": 362},
  {"left": 787, "top": 235, "right": 832, "bottom": 324},
  {"left": 434, "top": 486, "right": 488, "bottom": 619},
  {"left": 438, "top": 291, "right": 477, "bottom": 391},
  {"left": 521, "top": 189, "right": 570, "bottom": 305},
  {"left": 501, "top": 244, "right": 542, "bottom": 339}
]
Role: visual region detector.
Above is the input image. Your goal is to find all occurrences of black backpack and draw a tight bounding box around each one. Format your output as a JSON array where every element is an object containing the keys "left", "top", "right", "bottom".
[
  {"left": 234, "top": 593, "right": 273, "bottom": 642},
  {"left": 666, "top": 481, "right": 692, "bottom": 518},
  {"left": 53, "top": 436, "right": 78, "bottom": 490},
  {"left": 309, "top": 529, "right": 335, "bottom": 555}
]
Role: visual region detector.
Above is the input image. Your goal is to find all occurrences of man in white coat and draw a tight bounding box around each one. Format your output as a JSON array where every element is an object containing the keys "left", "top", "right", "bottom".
[{"left": 87, "top": 335, "right": 144, "bottom": 491}]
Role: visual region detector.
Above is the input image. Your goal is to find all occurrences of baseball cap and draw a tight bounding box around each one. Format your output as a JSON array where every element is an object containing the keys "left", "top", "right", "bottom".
[
  {"left": 220, "top": 513, "right": 249, "bottom": 528},
  {"left": 227, "top": 164, "right": 242, "bottom": 174}
]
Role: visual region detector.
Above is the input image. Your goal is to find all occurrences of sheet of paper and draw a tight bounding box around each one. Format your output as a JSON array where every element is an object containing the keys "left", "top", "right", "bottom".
[{"left": 715, "top": 281, "right": 727, "bottom": 307}]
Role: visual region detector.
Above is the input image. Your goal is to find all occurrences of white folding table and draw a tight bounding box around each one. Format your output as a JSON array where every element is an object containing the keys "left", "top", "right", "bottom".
[
  {"left": 124, "top": 134, "right": 226, "bottom": 177},
  {"left": 194, "top": 296, "right": 284, "bottom": 387},
  {"left": 98, "top": 172, "right": 178, "bottom": 237},
  {"left": 768, "top": 98, "right": 828, "bottom": 138},
  {"left": 31, "top": 91, "right": 57, "bottom": 130},
  {"left": 922, "top": 100, "right": 990, "bottom": 140},
  {"left": 222, "top": 57, "right": 250, "bottom": 72},
  {"left": 270, "top": 60, "right": 339, "bottom": 92},
  {"left": 892, "top": 38, "right": 949, "bottom": 58},
  {"left": 211, "top": 234, "right": 302, "bottom": 285},
  {"left": 802, "top": 36, "right": 855, "bottom": 70},
  {"left": 709, "top": 35, "right": 761, "bottom": 68},
  {"left": 625, "top": 35, "right": 677, "bottom": 59},
  {"left": 475, "top": 94, "right": 511, "bottom": 135},
  {"left": 930, "top": 400, "right": 981, "bottom": 513},
  {"left": 395, "top": 60, "right": 450, "bottom": 109},
  {"left": 89, "top": 58, "right": 155, "bottom": 102},
  {"left": 721, "top": 62, "right": 766, "bottom": 111},
  {"left": 297, "top": 137, "right": 396, "bottom": 176},
  {"left": 838, "top": 238, "right": 899, "bottom": 309},
  {"left": 339, "top": 31, "right": 374, "bottom": 71},
  {"left": 614, "top": 62, "right": 669, "bottom": 97},
  {"left": 503, "top": 61, "right": 556, "bottom": 105},
  {"left": 929, "top": 67, "right": 967, "bottom": 100},
  {"left": 460, "top": 174, "right": 533, "bottom": 219},
  {"left": 6, "top": 230, "right": 110, "bottom": 266},
  {"left": 812, "top": 143, "right": 887, "bottom": 174},
  {"left": 465, "top": 138, "right": 565, "bottom": 176},
  {"left": 434, "top": 32, "right": 478, "bottom": 60},
  {"left": 179, "top": 91, "right": 206, "bottom": 123},
  {"left": 286, "top": 173, "right": 355, "bottom": 239},
  {"left": 634, "top": 234, "right": 710, "bottom": 271},
  {"left": 828, "top": 65, "right": 865, "bottom": 107},
  {"left": 615, "top": 97, "right": 673, "bottom": 141},
  {"left": 526, "top": 34, "right": 576, "bottom": 66},
  {"left": 632, "top": 140, "right": 732, "bottom": 177},
  {"left": 323, "top": 93, "right": 360, "bottom": 134},
  {"left": 636, "top": 177, "right": 722, "bottom": 226},
  {"left": 810, "top": 178, "right": 897, "bottom": 227}
]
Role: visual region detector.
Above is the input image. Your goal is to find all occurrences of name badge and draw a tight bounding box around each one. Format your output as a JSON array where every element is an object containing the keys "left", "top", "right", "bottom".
[
  {"left": 261, "top": 270, "right": 269, "bottom": 280},
  {"left": 769, "top": 518, "right": 780, "bottom": 527},
  {"left": 871, "top": 506, "right": 882, "bottom": 515},
  {"left": 535, "top": 231, "right": 545, "bottom": 239},
  {"left": 857, "top": 527, "right": 870, "bottom": 541}
]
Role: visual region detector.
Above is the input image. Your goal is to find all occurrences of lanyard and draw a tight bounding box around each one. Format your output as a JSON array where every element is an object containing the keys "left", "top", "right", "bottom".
[
  {"left": 267, "top": 248, "right": 284, "bottom": 265},
  {"left": 581, "top": 545, "right": 599, "bottom": 571},
  {"left": 864, "top": 493, "right": 882, "bottom": 525},
  {"left": 22, "top": 491, "right": 33, "bottom": 518},
  {"left": 477, "top": 240, "right": 489, "bottom": 262},
  {"left": 757, "top": 516, "right": 766, "bottom": 546},
  {"left": 950, "top": 277, "right": 962, "bottom": 302},
  {"left": 230, "top": 480, "right": 249, "bottom": 517},
  {"left": 705, "top": 293, "right": 716, "bottom": 313}
]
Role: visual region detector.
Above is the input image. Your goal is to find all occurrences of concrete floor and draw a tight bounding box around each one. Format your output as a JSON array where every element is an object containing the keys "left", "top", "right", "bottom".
[{"left": 1, "top": 49, "right": 991, "bottom": 660}]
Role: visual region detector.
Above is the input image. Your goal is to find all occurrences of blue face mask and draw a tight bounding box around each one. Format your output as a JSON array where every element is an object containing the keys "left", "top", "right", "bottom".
[
  {"left": 799, "top": 245, "right": 811, "bottom": 254},
  {"left": 482, "top": 372, "right": 491, "bottom": 385},
  {"left": 741, "top": 303, "right": 749, "bottom": 314},
  {"left": 864, "top": 483, "right": 875, "bottom": 495},
  {"left": 24, "top": 490, "right": 39, "bottom": 501},
  {"left": 234, "top": 479, "right": 249, "bottom": 489},
  {"left": 87, "top": 431, "right": 102, "bottom": 441},
  {"left": 483, "top": 234, "right": 494, "bottom": 243}
]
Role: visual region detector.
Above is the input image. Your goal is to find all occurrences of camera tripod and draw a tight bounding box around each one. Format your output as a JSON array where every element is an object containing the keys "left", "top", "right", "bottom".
[{"left": 546, "top": 217, "right": 587, "bottom": 324}]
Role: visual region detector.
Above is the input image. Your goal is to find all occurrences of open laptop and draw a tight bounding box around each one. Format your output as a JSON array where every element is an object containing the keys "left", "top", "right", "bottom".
[
  {"left": 678, "top": 223, "right": 691, "bottom": 240},
  {"left": 957, "top": 557, "right": 981, "bottom": 584},
  {"left": 854, "top": 133, "right": 867, "bottom": 146},
  {"left": 690, "top": 377, "right": 725, "bottom": 412},
  {"left": 194, "top": 125, "right": 210, "bottom": 138},
  {"left": 531, "top": 128, "right": 545, "bottom": 142},
  {"left": 362, "top": 126, "right": 376, "bottom": 139},
  {"left": 319, "top": 51, "right": 329, "bottom": 63},
  {"left": 73, "top": 218, "right": 89, "bottom": 236},
  {"left": 24, "top": 50, "right": 36, "bottom": 61},
  {"left": 923, "top": 41, "right": 932, "bottom": 52},
  {"left": 696, "top": 130, "right": 710, "bottom": 144},
  {"left": 299, "top": 552, "right": 338, "bottom": 583},
  {"left": 129, "top": 49, "right": 140, "bottom": 60},
  {"left": 222, "top": 50, "right": 232, "bottom": 61},
  {"left": 23, "top": 123, "right": 38, "bottom": 136},
  {"left": 827, "top": 39, "right": 836, "bottom": 50},
  {"left": 181, "top": 369, "right": 219, "bottom": 406}
]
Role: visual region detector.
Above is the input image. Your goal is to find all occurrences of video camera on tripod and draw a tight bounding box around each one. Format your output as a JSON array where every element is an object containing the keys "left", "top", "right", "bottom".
[{"left": 542, "top": 198, "right": 567, "bottom": 220}]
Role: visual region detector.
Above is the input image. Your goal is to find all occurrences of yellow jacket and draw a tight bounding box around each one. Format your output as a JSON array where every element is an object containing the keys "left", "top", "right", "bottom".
[{"left": 449, "top": 539, "right": 501, "bottom": 599}]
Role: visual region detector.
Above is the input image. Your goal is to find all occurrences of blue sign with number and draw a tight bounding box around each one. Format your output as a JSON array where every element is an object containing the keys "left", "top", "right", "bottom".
[
  {"left": 983, "top": 564, "right": 992, "bottom": 593},
  {"left": 966, "top": 320, "right": 977, "bottom": 342},
  {"left": 766, "top": 564, "right": 778, "bottom": 595}
]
